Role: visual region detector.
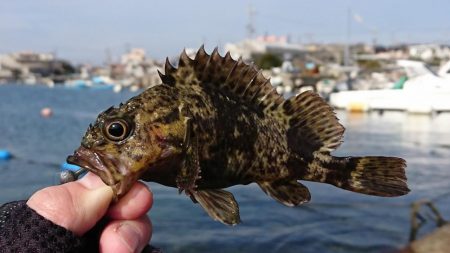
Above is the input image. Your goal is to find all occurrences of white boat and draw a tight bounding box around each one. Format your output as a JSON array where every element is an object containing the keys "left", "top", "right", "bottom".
[{"left": 329, "top": 60, "right": 450, "bottom": 114}]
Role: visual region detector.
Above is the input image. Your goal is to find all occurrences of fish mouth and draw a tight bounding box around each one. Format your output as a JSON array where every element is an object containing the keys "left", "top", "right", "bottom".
[{"left": 67, "top": 146, "right": 135, "bottom": 198}]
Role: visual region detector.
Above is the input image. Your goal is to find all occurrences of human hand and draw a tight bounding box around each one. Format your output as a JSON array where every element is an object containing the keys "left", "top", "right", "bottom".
[{"left": 27, "top": 172, "right": 153, "bottom": 253}]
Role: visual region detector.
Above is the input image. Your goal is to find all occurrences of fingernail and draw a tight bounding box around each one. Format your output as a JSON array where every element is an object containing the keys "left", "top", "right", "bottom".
[{"left": 117, "top": 222, "right": 141, "bottom": 252}]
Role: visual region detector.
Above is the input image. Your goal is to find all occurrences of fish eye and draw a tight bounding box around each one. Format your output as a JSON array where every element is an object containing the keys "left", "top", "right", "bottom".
[{"left": 104, "top": 119, "right": 130, "bottom": 142}]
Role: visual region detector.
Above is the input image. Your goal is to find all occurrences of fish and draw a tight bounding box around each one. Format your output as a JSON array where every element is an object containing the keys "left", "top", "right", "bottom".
[{"left": 67, "top": 46, "right": 409, "bottom": 225}]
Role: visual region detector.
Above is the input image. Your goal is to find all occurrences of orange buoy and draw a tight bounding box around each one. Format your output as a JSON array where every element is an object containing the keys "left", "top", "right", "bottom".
[{"left": 40, "top": 107, "right": 53, "bottom": 118}]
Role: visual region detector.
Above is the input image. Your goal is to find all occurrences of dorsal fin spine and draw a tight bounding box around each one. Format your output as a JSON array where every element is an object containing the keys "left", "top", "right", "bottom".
[
  {"left": 241, "top": 69, "right": 261, "bottom": 97},
  {"left": 211, "top": 47, "right": 220, "bottom": 57},
  {"left": 200, "top": 48, "right": 214, "bottom": 81},
  {"left": 233, "top": 62, "right": 254, "bottom": 94},
  {"left": 224, "top": 58, "right": 240, "bottom": 85},
  {"left": 224, "top": 51, "right": 232, "bottom": 61},
  {"left": 252, "top": 78, "right": 272, "bottom": 103},
  {"left": 195, "top": 45, "right": 207, "bottom": 61},
  {"left": 247, "top": 74, "right": 266, "bottom": 102},
  {"left": 157, "top": 69, "right": 175, "bottom": 85},
  {"left": 224, "top": 58, "right": 245, "bottom": 91},
  {"left": 165, "top": 57, "right": 175, "bottom": 74},
  {"left": 179, "top": 48, "right": 193, "bottom": 67}
]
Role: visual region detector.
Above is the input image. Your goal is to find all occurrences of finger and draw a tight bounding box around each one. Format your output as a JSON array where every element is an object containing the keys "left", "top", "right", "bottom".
[
  {"left": 108, "top": 182, "right": 153, "bottom": 220},
  {"left": 27, "top": 182, "right": 113, "bottom": 236},
  {"left": 100, "top": 216, "right": 152, "bottom": 253}
]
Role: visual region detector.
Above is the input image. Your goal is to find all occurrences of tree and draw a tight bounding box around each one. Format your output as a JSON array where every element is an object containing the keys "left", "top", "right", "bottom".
[{"left": 255, "top": 53, "right": 282, "bottom": 69}]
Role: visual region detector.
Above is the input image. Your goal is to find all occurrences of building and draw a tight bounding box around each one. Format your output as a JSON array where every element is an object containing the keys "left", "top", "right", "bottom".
[
  {"left": 225, "top": 36, "right": 306, "bottom": 61},
  {"left": 0, "top": 52, "right": 74, "bottom": 84}
]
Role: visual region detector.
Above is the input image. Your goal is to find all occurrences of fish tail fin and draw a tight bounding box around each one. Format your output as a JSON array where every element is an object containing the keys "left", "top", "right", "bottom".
[
  {"left": 305, "top": 156, "right": 410, "bottom": 197},
  {"left": 277, "top": 91, "right": 408, "bottom": 196}
]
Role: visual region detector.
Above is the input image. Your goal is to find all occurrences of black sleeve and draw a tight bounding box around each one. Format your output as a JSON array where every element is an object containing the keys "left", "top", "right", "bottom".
[
  {"left": 0, "top": 200, "right": 86, "bottom": 252},
  {"left": 0, "top": 201, "right": 162, "bottom": 253}
]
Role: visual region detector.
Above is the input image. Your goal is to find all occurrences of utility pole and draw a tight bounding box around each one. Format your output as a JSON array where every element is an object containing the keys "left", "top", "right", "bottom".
[
  {"left": 124, "top": 43, "right": 131, "bottom": 54},
  {"left": 344, "top": 7, "right": 351, "bottom": 67},
  {"left": 305, "top": 32, "right": 315, "bottom": 44},
  {"left": 344, "top": 7, "right": 353, "bottom": 90},
  {"left": 105, "top": 48, "right": 112, "bottom": 65},
  {"left": 246, "top": 4, "right": 256, "bottom": 39},
  {"left": 371, "top": 29, "right": 378, "bottom": 50}
]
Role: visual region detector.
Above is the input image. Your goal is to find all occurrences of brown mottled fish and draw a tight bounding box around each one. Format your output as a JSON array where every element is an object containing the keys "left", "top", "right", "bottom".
[{"left": 67, "top": 46, "right": 409, "bottom": 225}]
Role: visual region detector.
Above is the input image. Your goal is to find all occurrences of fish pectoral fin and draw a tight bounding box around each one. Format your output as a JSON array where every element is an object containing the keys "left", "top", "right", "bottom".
[
  {"left": 176, "top": 116, "right": 201, "bottom": 193},
  {"left": 258, "top": 180, "right": 311, "bottom": 207},
  {"left": 191, "top": 189, "right": 241, "bottom": 225}
]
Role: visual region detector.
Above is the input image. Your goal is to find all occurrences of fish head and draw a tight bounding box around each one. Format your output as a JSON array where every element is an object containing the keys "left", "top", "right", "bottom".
[{"left": 67, "top": 95, "right": 186, "bottom": 198}]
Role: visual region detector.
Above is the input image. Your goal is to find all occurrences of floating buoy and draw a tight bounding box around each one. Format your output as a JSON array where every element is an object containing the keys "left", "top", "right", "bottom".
[
  {"left": 0, "top": 150, "right": 12, "bottom": 160},
  {"left": 40, "top": 107, "right": 53, "bottom": 118},
  {"left": 347, "top": 102, "right": 368, "bottom": 113}
]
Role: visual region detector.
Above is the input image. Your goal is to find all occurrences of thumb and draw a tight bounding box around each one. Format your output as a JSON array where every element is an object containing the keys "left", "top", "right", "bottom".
[
  {"left": 27, "top": 182, "right": 114, "bottom": 236},
  {"left": 74, "top": 185, "right": 114, "bottom": 234}
]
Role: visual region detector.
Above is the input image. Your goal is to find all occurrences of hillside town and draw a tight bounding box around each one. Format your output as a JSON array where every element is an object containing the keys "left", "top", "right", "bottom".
[{"left": 2, "top": 37, "right": 450, "bottom": 109}]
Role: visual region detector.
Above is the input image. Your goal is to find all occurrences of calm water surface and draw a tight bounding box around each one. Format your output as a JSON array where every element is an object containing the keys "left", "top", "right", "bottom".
[{"left": 1, "top": 84, "right": 449, "bottom": 253}]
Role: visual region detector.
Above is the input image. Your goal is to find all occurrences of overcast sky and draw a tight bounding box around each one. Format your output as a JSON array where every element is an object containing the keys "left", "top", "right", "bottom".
[{"left": 1, "top": 0, "right": 449, "bottom": 64}]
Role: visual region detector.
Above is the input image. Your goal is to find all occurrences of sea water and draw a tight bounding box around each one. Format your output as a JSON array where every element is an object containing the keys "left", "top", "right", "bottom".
[{"left": 1, "top": 84, "right": 449, "bottom": 253}]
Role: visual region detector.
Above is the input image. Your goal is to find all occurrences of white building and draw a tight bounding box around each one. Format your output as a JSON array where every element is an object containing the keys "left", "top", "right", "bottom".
[
  {"left": 121, "top": 48, "right": 146, "bottom": 65},
  {"left": 224, "top": 36, "right": 306, "bottom": 61},
  {"left": 408, "top": 44, "right": 450, "bottom": 61}
]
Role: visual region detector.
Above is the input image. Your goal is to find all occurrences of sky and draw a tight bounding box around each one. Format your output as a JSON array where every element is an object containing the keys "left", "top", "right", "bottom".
[{"left": 1, "top": 0, "right": 449, "bottom": 64}]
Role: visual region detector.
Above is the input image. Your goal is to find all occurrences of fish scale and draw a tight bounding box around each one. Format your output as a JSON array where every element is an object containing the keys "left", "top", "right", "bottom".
[{"left": 67, "top": 46, "right": 409, "bottom": 225}]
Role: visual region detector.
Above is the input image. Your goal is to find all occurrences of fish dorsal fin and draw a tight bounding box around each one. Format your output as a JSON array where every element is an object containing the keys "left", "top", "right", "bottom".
[
  {"left": 158, "top": 47, "right": 343, "bottom": 154},
  {"left": 280, "top": 91, "right": 345, "bottom": 154},
  {"left": 158, "top": 45, "right": 284, "bottom": 111}
]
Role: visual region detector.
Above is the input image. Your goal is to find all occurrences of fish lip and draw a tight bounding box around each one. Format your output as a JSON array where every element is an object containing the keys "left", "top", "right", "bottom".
[
  {"left": 66, "top": 146, "right": 117, "bottom": 186},
  {"left": 67, "top": 146, "right": 140, "bottom": 199}
]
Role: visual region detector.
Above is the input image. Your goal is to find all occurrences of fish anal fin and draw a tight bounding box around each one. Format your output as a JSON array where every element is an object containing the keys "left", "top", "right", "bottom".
[
  {"left": 259, "top": 180, "right": 311, "bottom": 207},
  {"left": 191, "top": 189, "right": 241, "bottom": 225}
]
